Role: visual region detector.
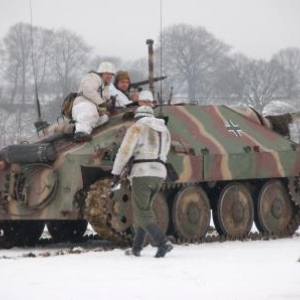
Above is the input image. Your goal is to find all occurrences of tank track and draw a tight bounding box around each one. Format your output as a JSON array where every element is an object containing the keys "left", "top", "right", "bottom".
[
  {"left": 86, "top": 178, "right": 300, "bottom": 247},
  {"left": 0, "top": 229, "right": 108, "bottom": 250},
  {"left": 1, "top": 178, "right": 299, "bottom": 250}
]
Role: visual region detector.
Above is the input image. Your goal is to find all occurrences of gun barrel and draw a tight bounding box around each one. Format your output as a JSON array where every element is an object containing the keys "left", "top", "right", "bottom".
[{"left": 130, "top": 76, "right": 167, "bottom": 89}]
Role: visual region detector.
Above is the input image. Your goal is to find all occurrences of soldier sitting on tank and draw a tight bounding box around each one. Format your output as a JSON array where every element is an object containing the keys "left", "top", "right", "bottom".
[
  {"left": 109, "top": 70, "right": 139, "bottom": 107},
  {"left": 72, "top": 61, "right": 116, "bottom": 142}
]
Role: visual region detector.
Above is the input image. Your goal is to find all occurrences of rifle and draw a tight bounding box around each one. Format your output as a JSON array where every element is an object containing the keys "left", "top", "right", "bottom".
[{"left": 130, "top": 76, "right": 167, "bottom": 90}]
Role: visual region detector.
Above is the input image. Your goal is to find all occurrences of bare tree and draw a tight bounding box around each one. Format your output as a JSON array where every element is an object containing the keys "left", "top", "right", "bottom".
[
  {"left": 272, "top": 47, "right": 300, "bottom": 99},
  {"left": 49, "top": 29, "right": 91, "bottom": 99},
  {"left": 216, "top": 54, "right": 284, "bottom": 111},
  {"left": 4, "top": 108, "right": 36, "bottom": 145},
  {"left": 0, "top": 23, "right": 95, "bottom": 141},
  {"left": 0, "top": 23, "right": 53, "bottom": 107},
  {"left": 37, "top": 28, "right": 93, "bottom": 120},
  {"left": 125, "top": 58, "right": 148, "bottom": 82},
  {"left": 157, "top": 24, "right": 230, "bottom": 102},
  {"left": 0, "top": 23, "right": 56, "bottom": 142},
  {"left": 212, "top": 53, "right": 249, "bottom": 104},
  {"left": 1, "top": 23, "right": 30, "bottom": 105},
  {"left": 87, "top": 55, "right": 122, "bottom": 75},
  {"left": 242, "top": 59, "right": 282, "bottom": 111}
]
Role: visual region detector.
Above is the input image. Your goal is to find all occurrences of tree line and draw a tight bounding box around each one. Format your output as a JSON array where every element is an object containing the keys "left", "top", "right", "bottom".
[
  {"left": 159, "top": 24, "right": 300, "bottom": 110},
  {"left": 0, "top": 22, "right": 300, "bottom": 147}
]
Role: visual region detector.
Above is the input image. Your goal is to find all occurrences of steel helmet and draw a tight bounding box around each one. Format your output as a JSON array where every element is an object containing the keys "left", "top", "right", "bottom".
[
  {"left": 138, "top": 90, "right": 154, "bottom": 102},
  {"left": 97, "top": 62, "right": 116, "bottom": 74}
]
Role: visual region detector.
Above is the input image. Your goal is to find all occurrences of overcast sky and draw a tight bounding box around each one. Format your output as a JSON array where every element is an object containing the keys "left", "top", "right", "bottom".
[{"left": 0, "top": 0, "right": 300, "bottom": 61}]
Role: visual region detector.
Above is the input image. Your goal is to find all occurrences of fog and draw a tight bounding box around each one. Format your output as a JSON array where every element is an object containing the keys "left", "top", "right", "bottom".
[{"left": 0, "top": 0, "right": 300, "bottom": 60}]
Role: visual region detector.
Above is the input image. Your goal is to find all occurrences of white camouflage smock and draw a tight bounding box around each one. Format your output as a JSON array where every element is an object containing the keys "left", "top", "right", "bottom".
[
  {"left": 112, "top": 116, "right": 171, "bottom": 179},
  {"left": 109, "top": 84, "right": 132, "bottom": 107},
  {"left": 72, "top": 73, "right": 110, "bottom": 134}
]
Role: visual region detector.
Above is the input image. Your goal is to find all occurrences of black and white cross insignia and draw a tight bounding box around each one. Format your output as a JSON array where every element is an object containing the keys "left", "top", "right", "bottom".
[{"left": 225, "top": 120, "right": 242, "bottom": 137}]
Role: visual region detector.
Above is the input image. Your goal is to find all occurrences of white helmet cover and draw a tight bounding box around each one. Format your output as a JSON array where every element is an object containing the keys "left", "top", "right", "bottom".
[
  {"left": 97, "top": 61, "right": 116, "bottom": 74},
  {"left": 139, "top": 90, "right": 154, "bottom": 102}
]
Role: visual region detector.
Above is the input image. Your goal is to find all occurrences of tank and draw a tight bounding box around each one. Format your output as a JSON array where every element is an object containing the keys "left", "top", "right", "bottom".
[{"left": 0, "top": 103, "right": 300, "bottom": 247}]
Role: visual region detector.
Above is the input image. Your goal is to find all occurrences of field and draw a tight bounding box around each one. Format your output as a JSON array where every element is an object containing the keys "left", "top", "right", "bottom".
[{"left": 0, "top": 228, "right": 299, "bottom": 300}]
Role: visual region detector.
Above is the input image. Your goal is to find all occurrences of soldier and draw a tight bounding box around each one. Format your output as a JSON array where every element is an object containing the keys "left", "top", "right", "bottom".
[
  {"left": 111, "top": 91, "right": 173, "bottom": 258},
  {"left": 109, "top": 70, "right": 139, "bottom": 107},
  {"left": 137, "top": 90, "right": 154, "bottom": 106},
  {"left": 72, "top": 61, "right": 115, "bottom": 142}
]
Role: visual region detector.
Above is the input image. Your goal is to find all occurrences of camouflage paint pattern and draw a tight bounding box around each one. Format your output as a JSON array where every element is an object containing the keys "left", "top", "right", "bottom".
[
  {"left": 0, "top": 104, "right": 300, "bottom": 222},
  {"left": 165, "top": 105, "right": 300, "bottom": 182}
]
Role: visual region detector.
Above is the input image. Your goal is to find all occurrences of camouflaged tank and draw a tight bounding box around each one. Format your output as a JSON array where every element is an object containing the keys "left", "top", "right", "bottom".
[{"left": 1, "top": 104, "right": 300, "bottom": 247}]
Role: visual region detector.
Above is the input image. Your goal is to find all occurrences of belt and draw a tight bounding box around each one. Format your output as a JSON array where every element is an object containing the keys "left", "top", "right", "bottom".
[{"left": 133, "top": 159, "right": 165, "bottom": 165}]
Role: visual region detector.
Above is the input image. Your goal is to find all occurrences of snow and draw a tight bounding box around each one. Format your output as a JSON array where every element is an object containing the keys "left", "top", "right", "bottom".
[
  {"left": 1, "top": 232, "right": 300, "bottom": 300},
  {"left": 262, "top": 100, "right": 297, "bottom": 116}
]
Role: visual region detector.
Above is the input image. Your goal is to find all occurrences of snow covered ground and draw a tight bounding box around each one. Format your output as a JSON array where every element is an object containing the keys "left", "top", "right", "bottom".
[{"left": 0, "top": 230, "right": 300, "bottom": 300}]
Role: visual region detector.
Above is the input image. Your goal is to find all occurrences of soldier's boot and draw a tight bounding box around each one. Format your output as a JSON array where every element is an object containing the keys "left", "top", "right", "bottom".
[
  {"left": 124, "top": 227, "right": 146, "bottom": 257},
  {"left": 155, "top": 241, "right": 174, "bottom": 258},
  {"left": 74, "top": 132, "right": 92, "bottom": 142},
  {"left": 145, "top": 222, "right": 174, "bottom": 258}
]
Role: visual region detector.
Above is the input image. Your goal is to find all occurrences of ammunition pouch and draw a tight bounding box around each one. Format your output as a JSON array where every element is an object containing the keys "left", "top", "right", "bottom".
[{"left": 61, "top": 92, "right": 78, "bottom": 119}]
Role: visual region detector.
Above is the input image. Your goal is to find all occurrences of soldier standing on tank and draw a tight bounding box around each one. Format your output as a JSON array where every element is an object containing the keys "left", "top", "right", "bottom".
[
  {"left": 111, "top": 90, "right": 174, "bottom": 258},
  {"left": 109, "top": 70, "right": 139, "bottom": 107},
  {"left": 72, "top": 62, "right": 116, "bottom": 142}
]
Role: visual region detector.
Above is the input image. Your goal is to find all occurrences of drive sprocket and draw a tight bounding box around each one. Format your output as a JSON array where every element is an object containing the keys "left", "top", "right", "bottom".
[
  {"left": 288, "top": 175, "right": 300, "bottom": 206},
  {"left": 85, "top": 178, "right": 132, "bottom": 247}
]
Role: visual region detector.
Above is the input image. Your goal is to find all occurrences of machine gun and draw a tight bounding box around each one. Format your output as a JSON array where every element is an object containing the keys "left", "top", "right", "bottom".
[{"left": 130, "top": 76, "right": 167, "bottom": 91}]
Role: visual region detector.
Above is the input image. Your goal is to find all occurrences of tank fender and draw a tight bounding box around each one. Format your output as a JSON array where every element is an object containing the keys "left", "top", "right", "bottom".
[{"left": 80, "top": 165, "right": 112, "bottom": 189}]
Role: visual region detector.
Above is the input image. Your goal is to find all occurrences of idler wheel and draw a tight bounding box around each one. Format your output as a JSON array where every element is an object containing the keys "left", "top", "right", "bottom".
[
  {"left": 213, "top": 183, "right": 254, "bottom": 237},
  {"left": 172, "top": 186, "right": 211, "bottom": 239},
  {"left": 254, "top": 180, "right": 293, "bottom": 234}
]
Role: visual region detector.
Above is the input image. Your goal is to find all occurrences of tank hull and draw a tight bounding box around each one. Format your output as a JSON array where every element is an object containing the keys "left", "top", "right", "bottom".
[{"left": 1, "top": 105, "right": 300, "bottom": 246}]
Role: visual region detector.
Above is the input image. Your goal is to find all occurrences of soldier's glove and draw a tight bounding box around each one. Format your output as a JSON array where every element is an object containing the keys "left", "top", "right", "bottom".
[
  {"left": 104, "top": 98, "right": 115, "bottom": 111},
  {"left": 97, "top": 106, "right": 108, "bottom": 115},
  {"left": 110, "top": 96, "right": 116, "bottom": 108},
  {"left": 111, "top": 175, "right": 120, "bottom": 187}
]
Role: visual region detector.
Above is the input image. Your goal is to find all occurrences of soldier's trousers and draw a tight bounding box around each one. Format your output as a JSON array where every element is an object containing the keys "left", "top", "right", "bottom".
[{"left": 131, "top": 176, "right": 164, "bottom": 229}]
